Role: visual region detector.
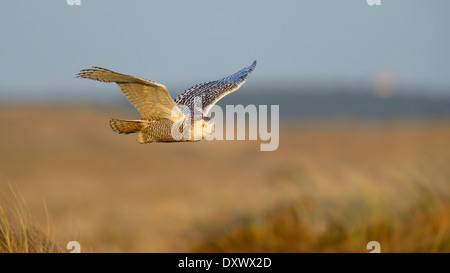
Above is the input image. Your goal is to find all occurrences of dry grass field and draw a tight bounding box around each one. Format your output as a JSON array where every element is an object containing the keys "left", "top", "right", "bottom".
[{"left": 1, "top": 105, "right": 449, "bottom": 252}]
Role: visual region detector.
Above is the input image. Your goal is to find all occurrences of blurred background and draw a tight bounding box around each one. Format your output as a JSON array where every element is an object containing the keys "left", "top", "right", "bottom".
[{"left": 0, "top": 0, "right": 449, "bottom": 252}]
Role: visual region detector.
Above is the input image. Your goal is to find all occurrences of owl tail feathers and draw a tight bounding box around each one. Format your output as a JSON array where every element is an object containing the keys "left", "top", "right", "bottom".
[{"left": 109, "top": 118, "right": 144, "bottom": 134}]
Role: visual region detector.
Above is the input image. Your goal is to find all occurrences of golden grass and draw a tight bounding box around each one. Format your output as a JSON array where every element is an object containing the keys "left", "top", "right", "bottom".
[
  {"left": 0, "top": 184, "right": 62, "bottom": 253},
  {"left": 0, "top": 105, "right": 449, "bottom": 252},
  {"left": 194, "top": 179, "right": 450, "bottom": 253},
  {"left": 194, "top": 121, "right": 450, "bottom": 252}
]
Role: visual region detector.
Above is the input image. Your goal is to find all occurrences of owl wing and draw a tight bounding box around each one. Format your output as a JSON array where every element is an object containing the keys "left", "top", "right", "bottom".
[
  {"left": 76, "top": 66, "right": 182, "bottom": 120},
  {"left": 174, "top": 61, "right": 256, "bottom": 115}
]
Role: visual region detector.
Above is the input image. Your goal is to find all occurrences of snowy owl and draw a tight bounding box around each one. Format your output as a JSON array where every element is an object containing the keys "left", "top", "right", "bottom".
[{"left": 76, "top": 61, "right": 256, "bottom": 143}]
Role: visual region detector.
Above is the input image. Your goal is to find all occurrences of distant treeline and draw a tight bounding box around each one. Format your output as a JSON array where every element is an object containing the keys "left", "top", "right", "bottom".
[
  {"left": 215, "top": 86, "right": 450, "bottom": 120},
  {"left": 3, "top": 84, "right": 449, "bottom": 120}
]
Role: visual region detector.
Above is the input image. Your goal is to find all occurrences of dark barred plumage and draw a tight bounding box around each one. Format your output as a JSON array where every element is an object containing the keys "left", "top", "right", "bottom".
[
  {"left": 138, "top": 119, "right": 177, "bottom": 143},
  {"left": 174, "top": 61, "right": 256, "bottom": 115}
]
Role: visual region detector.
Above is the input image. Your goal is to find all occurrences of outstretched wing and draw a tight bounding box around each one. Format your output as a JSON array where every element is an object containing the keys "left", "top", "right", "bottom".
[
  {"left": 174, "top": 61, "right": 256, "bottom": 115},
  {"left": 76, "top": 66, "right": 182, "bottom": 120}
]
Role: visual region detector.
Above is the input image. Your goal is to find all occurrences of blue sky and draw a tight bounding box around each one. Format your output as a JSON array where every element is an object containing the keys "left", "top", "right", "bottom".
[{"left": 1, "top": 0, "right": 449, "bottom": 99}]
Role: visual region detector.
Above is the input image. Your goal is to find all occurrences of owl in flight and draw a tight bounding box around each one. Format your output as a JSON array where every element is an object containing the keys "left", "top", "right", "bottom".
[{"left": 76, "top": 61, "right": 256, "bottom": 143}]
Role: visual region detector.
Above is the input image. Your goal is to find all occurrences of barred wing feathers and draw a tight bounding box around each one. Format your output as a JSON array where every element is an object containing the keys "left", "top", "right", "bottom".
[
  {"left": 174, "top": 61, "right": 256, "bottom": 115},
  {"left": 76, "top": 66, "right": 182, "bottom": 120}
]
